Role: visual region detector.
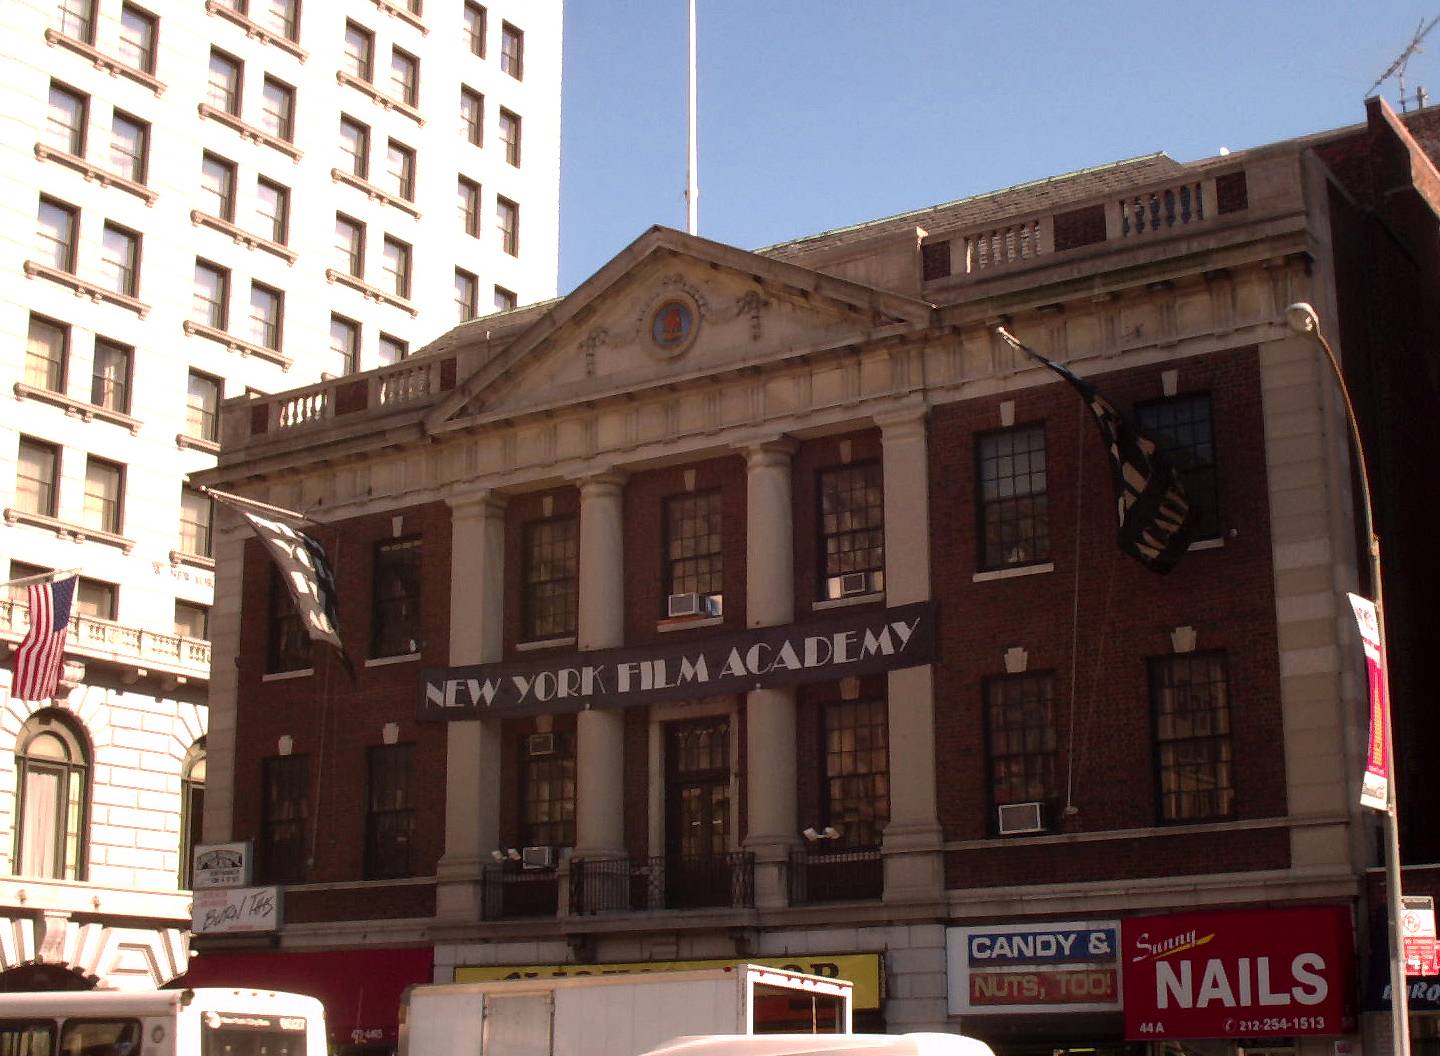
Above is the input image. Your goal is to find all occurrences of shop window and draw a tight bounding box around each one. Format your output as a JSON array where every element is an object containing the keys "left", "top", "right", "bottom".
[
  {"left": 267, "top": 565, "right": 309, "bottom": 673},
  {"left": 985, "top": 672, "right": 1058, "bottom": 832},
  {"left": 522, "top": 516, "right": 577, "bottom": 640},
  {"left": 818, "top": 462, "right": 884, "bottom": 599},
  {"left": 977, "top": 423, "right": 1049, "bottom": 569},
  {"left": 1137, "top": 393, "right": 1220, "bottom": 540},
  {"left": 822, "top": 699, "right": 889, "bottom": 848},
  {"left": 260, "top": 754, "right": 308, "bottom": 882},
  {"left": 13, "top": 710, "right": 90, "bottom": 880},
  {"left": 179, "top": 738, "right": 206, "bottom": 886},
  {"left": 1151, "top": 651, "right": 1233, "bottom": 822},
  {"left": 370, "top": 537, "right": 422, "bottom": 658},
  {"left": 664, "top": 491, "right": 723, "bottom": 614},
  {"left": 519, "top": 730, "right": 574, "bottom": 848},
  {"left": 366, "top": 743, "right": 414, "bottom": 879}
]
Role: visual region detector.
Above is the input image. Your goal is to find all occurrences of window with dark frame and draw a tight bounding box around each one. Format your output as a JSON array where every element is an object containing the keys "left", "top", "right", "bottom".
[
  {"left": 175, "top": 601, "right": 210, "bottom": 641},
  {"left": 256, "top": 177, "right": 289, "bottom": 244},
  {"left": 109, "top": 111, "right": 148, "bottom": 183},
  {"left": 977, "top": 424, "right": 1049, "bottom": 570},
  {"left": 91, "top": 339, "right": 132, "bottom": 413},
  {"left": 36, "top": 197, "right": 78, "bottom": 273},
  {"left": 186, "top": 370, "right": 221, "bottom": 442},
  {"left": 200, "top": 152, "right": 237, "bottom": 220},
  {"left": 13, "top": 711, "right": 89, "bottom": 881},
  {"left": 339, "top": 115, "right": 369, "bottom": 178},
  {"left": 664, "top": 491, "right": 723, "bottom": 609},
  {"left": 207, "top": 49, "right": 242, "bottom": 115},
  {"left": 497, "top": 195, "right": 518, "bottom": 255},
  {"left": 460, "top": 86, "right": 483, "bottom": 145},
  {"left": 382, "top": 236, "right": 411, "bottom": 299},
  {"left": 454, "top": 269, "right": 478, "bottom": 321},
  {"left": 520, "top": 730, "right": 575, "bottom": 848},
  {"left": 458, "top": 176, "right": 480, "bottom": 236},
  {"left": 260, "top": 77, "right": 296, "bottom": 142},
  {"left": 74, "top": 578, "right": 117, "bottom": 620},
  {"left": 83, "top": 456, "right": 123, "bottom": 534},
  {"left": 343, "top": 20, "right": 374, "bottom": 81},
  {"left": 370, "top": 536, "right": 422, "bottom": 658},
  {"left": 1151, "top": 651, "right": 1234, "bottom": 822},
  {"left": 523, "top": 516, "right": 577, "bottom": 640},
  {"left": 57, "top": 0, "right": 97, "bottom": 43},
  {"left": 378, "top": 333, "right": 408, "bottom": 365},
  {"left": 493, "top": 285, "right": 516, "bottom": 312},
  {"left": 260, "top": 754, "right": 308, "bottom": 883},
  {"left": 249, "top": 281, "right": 283, "bottom": 350},
  {"left": 260, "top": 0, "right": 299, "bottom": 41},
  {"left": 985, "top": 672, "right": 1058, "bottom": 826},
  {"left": 499, "top": 108, "right": 521, "bottom": 166},
  {"left": 818, "top": 462, "right": 884, "bottom": 599},
  {"left": 179, "top": 485, "right": 213, "bottom": 557},
  {"left": 500, "top": 21, "right": 522, "bottom": 79},
  {"left": 99, "top": 223, "right": 140, "bottom": 297},
  {"left": 334, "top": 213, "right": 364, "bottom": 276},
  {"left": 1137, "top": 393, "right": 1220, "bottom": 541},
  {"left": 25, "top": 316, "right": 68, "bottom": 393},
  {"left": 46, "top": 82, "right": 87, "bottom": 156},
  {"left": 822, "top": 699, "right": 889, "bottom": 849},
  {"left": 330, "top": 314, "right": 359, "bottom": 375},
  {"left": 385, "top": 139, "right": 415, "bottom": 201},
  {"left": 390, "top": 47, "right": 419, "bottom": 106},
  {"left": 16, "top": 437, "right": 60, "bottom": 518},
  {"left": 464, "top": 2, "right": 486, "bottom": 56},
  {"left": 117, "top": 4, "right": 157, "bottom": 74},
  {"left": 365, "top": 744, "right": 415, "bottom": 879},
  {"left": 193, "top": 260, "right": 229, "bottom": 328},
  {"left": 266, "top": 565, "right": 309, "bottom": 673},
  {"left": 179, "top": 739, "right": 206, "bottom": 886}
]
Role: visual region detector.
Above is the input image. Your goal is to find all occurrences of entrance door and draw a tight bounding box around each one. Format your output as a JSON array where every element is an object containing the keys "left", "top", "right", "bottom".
[{"left": 664, "top": 716, "right": 731, "bottom": 909}]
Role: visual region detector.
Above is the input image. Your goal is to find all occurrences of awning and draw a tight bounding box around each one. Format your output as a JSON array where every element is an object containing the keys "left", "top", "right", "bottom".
[{"left": 177, "top": 947, "right": 433, "bottom": 1046}]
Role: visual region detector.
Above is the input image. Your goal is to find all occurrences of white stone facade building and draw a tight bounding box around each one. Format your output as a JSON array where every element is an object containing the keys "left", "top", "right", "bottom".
[{"left": 0, "top": 0, "right": 561, "bottom": 989}]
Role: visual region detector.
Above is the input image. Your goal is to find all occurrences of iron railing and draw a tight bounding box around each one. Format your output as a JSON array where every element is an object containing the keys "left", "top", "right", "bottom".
[
  {"left": 570, "top": 853, "right": 754, "bottom": 914},
  {"left": 788, "top": 848, "right": 883, "bottom": 904},
  {"left": 481, "top": 865, "right": 560, "bottom": 920}
]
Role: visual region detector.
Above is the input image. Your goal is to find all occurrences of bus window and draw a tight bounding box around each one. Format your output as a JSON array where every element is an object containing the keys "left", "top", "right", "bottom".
[
  {"left": 57, "top": 1020, "right": 140, "bottom": 1056},
  {"left": 0, "top": 1021, "right": 55, "bottom": 1056}
]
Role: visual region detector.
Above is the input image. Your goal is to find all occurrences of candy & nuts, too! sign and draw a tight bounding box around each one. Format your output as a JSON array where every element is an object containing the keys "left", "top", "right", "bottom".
[
  {"left": 947, "top": 921, "right": 1121, "bottom": 1014},
  {"left": 1121, "top": 906, "right": 1355, "bottom": 1040},
  {"left": 420, "top": 602, "right": 935, "bottom": 720}
]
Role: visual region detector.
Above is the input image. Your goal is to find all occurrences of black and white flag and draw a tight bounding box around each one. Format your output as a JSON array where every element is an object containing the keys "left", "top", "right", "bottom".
[{"left": 997, "top": 328, "right": 1196, "bottom": 574}]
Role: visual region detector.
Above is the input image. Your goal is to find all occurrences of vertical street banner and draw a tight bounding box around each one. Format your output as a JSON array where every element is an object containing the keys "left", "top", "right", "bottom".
[
  {"left": 1402, "top": 896, "right": 1440, "bottom": 977},
  {"left": 1348, "top": 593, "right": 1389, "bottom": 812}
]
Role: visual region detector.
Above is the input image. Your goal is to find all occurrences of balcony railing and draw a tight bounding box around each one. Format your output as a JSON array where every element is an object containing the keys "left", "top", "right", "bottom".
[
  {"left": 569, "top": 853, "right": 754, "bottom": 914},
  {"left": 238, "top": 355, "right": 456, "bottom": 442},
  {"left": 0, "top": 599, "right": 211, "bottom": 684},
  {"left": 481, "top": 865, "right": 559, "bottom": 920},
  {"left": 788, "top": 848, "right": 883, "bottom": 904}
]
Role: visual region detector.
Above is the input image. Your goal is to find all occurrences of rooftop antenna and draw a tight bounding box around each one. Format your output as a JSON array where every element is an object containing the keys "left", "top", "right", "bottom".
[
  {"left": 685, "top": 0, "right": 698, "bottom": 235},
  {"left": 1366, "top": 14, "right": 1440, "bottom": 113}
]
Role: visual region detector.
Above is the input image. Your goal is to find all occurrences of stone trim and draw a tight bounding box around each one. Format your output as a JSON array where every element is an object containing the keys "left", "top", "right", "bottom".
[
  {"left": 43, "top": 29, "right": 167, "bottom": 94},
  {"left": 33, "top": 144, "right": 158, "bottom": 206},
  {"left": 13, "top": 383, "right": 141, "bottom": 434}
]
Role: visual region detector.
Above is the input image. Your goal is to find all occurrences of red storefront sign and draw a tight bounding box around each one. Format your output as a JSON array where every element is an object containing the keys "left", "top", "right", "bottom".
[
  {"left": 1122, "top": 907, "right": 1354, "bottom": 1040},
  {"left": 970, "top": 968, "right": 1118, "bottom": 1005}
]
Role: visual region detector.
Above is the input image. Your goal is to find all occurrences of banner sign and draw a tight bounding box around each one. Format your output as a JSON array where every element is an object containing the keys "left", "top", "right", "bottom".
[
  {"left": 1121, "top": 906, "right": 1354, "bottom": 1040},
  {"left": 192, "top": 841, "right": 251, "bottom": 889},
  {"left": 419, "top": 602, "right": 935, "bottom": 720},
  {"left": 455, "top": 954, "right": 884, "bottom": 1010},
  {"left": 1348, "top": 593, "right": 1390, "bottom": 812},
  {"left": 948, "top": 921, "right": 1121, "bottom": 1015},
  {"left": 192, "top": 886, "right": 282, "bottom": 934},
  {"left": 1402, "top": 896, "right": 1440, "bottom": 977}
]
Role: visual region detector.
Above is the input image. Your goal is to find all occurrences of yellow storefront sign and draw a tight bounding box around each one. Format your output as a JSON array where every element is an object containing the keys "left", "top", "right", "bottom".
[{"left": 455, "top": 954, "right": 884, "bottom": 1010}]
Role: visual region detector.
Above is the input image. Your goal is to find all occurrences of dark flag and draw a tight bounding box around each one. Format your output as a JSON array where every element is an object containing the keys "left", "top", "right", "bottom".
[
  {"left": 996, "top": 328, "right": 1196, "bottom": 574},
  {"left": 210, "top": 492, "right": 355, "bottom": 678}
]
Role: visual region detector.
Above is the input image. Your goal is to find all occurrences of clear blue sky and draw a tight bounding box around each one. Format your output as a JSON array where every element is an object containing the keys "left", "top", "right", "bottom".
[{"left": 557, "top": 1, "right": 1440, "bottom": 293}]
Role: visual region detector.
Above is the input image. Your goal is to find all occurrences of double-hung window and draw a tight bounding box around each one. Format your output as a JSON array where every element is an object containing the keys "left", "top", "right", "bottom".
[
  {"left": 365, "top": 744, "right": 414, "bottom": 879},
  {"left": 493, "top": 286, "right": 517, "bottom": 312},
  {"left": 25, "top": 316, "right": 68, "bottom": 393},
  {"left": 454, "top": 269, "right": 477, "bottom": 322},
  {"left": 91, "top": 339, "right": 132, "bottom": 413},
  {"left": 186, "top": 371, "right": 221, "bottom": 443},
  {"left": 330, "top": 315, "right": 359, "bottom": 375},
  {"left": 16, "top": 438, "right": 60, "bottom": 517},
  {"left": 458, "top": 177, "right": 480, "bottom": 236},
  {"left": 370, "top": 537, "right": 421, "bottom": 658},
  {"left": 1151, "top": 652, "right": 1234, "bottom": 822},
  {"left": 385, "top": 140, "right": 415, "bottom": 201},
  {"left": 499, "top": 108, "right": 521, "bottom": 166},
  {"left": 46, "top": 83, "right": 87, "bottom": 156},
  {"left": 1136, "top": 393, "right": 1220, "bottom": 541},
  {"left": 523, "top": 517, "right": 577, "bottom": 640},
  {"left": 334, "top": 214, "right": 364, "bottom": 276},
  {"left": 977, "top": 424, "right": 1049, "bottom": 569},
  {"left": 207, "top": 50, "right": 242, "bottom": 115},
  {"left": 83, "top": 456, "right": 124, "bottom": 534},
  {"left": 260, "top": 77, "right": 295, "bottom": 142},
  {"left": 664, "top": 492, "right": 723, "bottom": 612},
  {"left": 460, "top": 87, "right": 483, "bottom": 145},
  {"left": 343, "top": 21, "right": 374, "bottom": 81},
  {"left": 117, "top": 4, "right": 158, "bottom": 74},
  {"left": 193, "top": 260, "right": 229, "bottom": 328},
  {"left": 179, "top": 485, "right": 214, "bottom": 557},
  {"left": 261, "top": 755, "right": 308, "bottom": 882},
  {"left": 339, "top": 116, "right": 369, "bottom": 178},
  {"left": 37, "top": 198, "right": 78, "bottom": 273},
  {"left": 497, "top": 196, "right": 519, "bottom": 255},
  {"left": 249, "top": 282, "right": 283, "bottom": 350},
  {"left": 99, "top": 224, "right": 140, "bottom": 297},
  {"left": 382, "top": 236, "right": 411, "bottom": 299},
  {"left": 266, "top": 566, "right": 308, "bottom": 673},
  {"left": 464, "top": 2, "right": 486, "bottom": 56},
  {"left": 378, "top": 334, "right": 408, "bottom": 365},
  {"left": 985, "top": 673, "right": 1058, "bottom": 829},
  {"left": 57, "top": 0, "right": 97, "bottom": 43},
  {"left": 500, "top": 22, "right": 523, "bottom": 79},
  {"left": 390, "top": 47, "right": 418, "bottom": 106},
  {"left": 256, "top": 177, "right": 289, "bottom": 244},
  {"left": 200, "top": 152, "right": 237, "bottom": 220},
  {"left": 109, "top": 112, "right": 148, "bottom": 183},
  {"left": 520, "top": 731, "right": 575, "bottom": 848},
  {"left": 823, "top": 699, "right": 889, "bottom": 849},
  {"left": 818, "top": 462, "right": 884, "bottom": 599}
]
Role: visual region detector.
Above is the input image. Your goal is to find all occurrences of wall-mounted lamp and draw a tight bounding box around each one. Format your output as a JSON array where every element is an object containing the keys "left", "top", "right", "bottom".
[
  {"left": 491, "top": 848, "right": 523, "bottom": 862},
  {"left": 801, "top": 826, "right": 841, "bottom": 842}
]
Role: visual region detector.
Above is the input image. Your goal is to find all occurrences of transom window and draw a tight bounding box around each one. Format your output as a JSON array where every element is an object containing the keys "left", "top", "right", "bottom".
[
  {"left": 186, "top": 371, "right": 221, "bottom": 442},
  {"left": 520, "top": 730, "right": 574, "bottom": 848},
  {"left": 370, "top": 537, "right": 422, "bottom": 658},
  {"left": 13, "top": 712, "right": 89, "bottom": 881},
  {"left": 179, "top": 485, "right": 213, "bottom": 557},
  {"left": 36, "top": 197, "right": 78, "bottom": 273},
  {"left": 83, "top": 456, "right": 123, "bottom": 534},
  {"left": 818, "top": 462, "right": 884, "bottom": 599},
  {"left": 665, "top": 491, "right": 723, "bottom": 606},
  {"left": 500, "top": 21, "right": 523, "bottom": 79},
  {"left": 523, "top": 516, "right": 577, "bottom": 640},
  {"left": 46, "top": 82, "right": 87, "bottom": 156},
  {"left": 977, "top": 424, "right": 1049, "bottom": 569},
  {"left": 1151, "top": 651, "right": 1234, "bottom": 822},
  {"left": 117, "top": 4, "right": 157, "bottom": 74},
  {"left": 366, "top": 744, "right": 415, "bottom": 879},
  {"left": 193, "top": 260, "right": 229, "bottom": 328},
  {"left": 823, "top": 699, "right": 889, "bottom": 849},
  {"left": 16, "top": 438, "right": 60, "bottom": 517},
  {"left": 1137, "top": 393, "right": 1219, "bottom": 540},
  {"left": 260, "top": 755, "right": 308, "bottom": 883},
  {"left": 91, "top": 339, "right": 132, "bottom": 413},
  {"left": 985, "top": 673, "right": 1058, "bottom": 822},
  {"left": 25, "top": 316, "right": 67, "bottom": 393}
]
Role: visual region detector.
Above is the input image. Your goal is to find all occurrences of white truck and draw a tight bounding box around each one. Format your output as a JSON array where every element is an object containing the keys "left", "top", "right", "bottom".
[
  {"left": 0, "top": 987, "right": 328, "bottom": 1056},
  {"left": 399, "top": 964, "right": 854, "bottom": 1056}
]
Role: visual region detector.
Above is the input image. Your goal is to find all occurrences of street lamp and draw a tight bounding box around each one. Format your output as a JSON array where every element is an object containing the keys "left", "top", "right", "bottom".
[{"left": 1285, "top": 302, "right": 1410, "bottom": 1056}]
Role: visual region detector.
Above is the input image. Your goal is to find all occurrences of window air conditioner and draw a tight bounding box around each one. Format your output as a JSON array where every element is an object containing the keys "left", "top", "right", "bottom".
[
  {"left": 838, "top": 572, "right": 871, "bottom": 597},
  {"left": 521, "top": 846, "right": 555, "bottom": 869},
  {"left": 526, "top": 732, "right": 556, "bottom": 757},
  {"left": 668, "top": 592, "right": 703, "bottom": 618},
  {"left": 997, "top": 801, "right": 1046, "bottom": 835}
]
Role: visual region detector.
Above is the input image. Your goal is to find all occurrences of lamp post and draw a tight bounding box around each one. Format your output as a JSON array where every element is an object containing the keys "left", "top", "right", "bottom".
[{"left": 1285, "top": 301, "right": 1410, "bottom": 1056}]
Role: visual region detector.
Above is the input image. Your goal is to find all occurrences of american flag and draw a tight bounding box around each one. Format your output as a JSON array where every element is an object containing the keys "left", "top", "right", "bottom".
[{"left": 10, "top": 575, "right": 77, "bottom": 701}]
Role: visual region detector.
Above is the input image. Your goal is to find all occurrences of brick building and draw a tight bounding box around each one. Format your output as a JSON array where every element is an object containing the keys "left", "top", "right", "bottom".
[{"left": 189, "top": 99, "right": 1440, "bottom": 1056}]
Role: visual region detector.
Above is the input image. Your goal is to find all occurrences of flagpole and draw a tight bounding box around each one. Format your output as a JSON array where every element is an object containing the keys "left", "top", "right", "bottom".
[
  {"left": 1286, "top": 302, "right": 1411, "bottom": 1056},
  {"left": 685, "top": 0, "right": 698, "bottom": 235},
  {"left": 198, "top": 484, "right": 314, "bottom": 524},
  {"left": 2, "top": 568, "right": 81, "bottom": 589}
]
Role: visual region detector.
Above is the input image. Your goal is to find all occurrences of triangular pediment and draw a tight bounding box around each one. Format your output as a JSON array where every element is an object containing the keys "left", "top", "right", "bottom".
[{"left": 425, "top": 227, "right": 934, "bottom": 431}]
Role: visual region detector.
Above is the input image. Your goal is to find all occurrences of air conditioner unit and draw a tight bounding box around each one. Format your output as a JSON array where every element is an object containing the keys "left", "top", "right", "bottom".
[
  {"left": 668, "top": 592, "right": 703, "bottom": 618},
  {"left": 838, "top": 572, "right": 871, "bottom": 597},
  {"left": 997, "top": 801, "right": 1046, "bottom": 836},
  {"left": 526, "top": 732, "right": 556, "bottom": 757},
  {"left": 521, "top": 846, "right": 555, "bottom": 870}
]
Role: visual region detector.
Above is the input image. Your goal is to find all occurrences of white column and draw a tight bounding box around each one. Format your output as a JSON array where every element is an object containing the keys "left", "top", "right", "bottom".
[
  {"left": 743, "top": 438, "right": 799, "bottom": 908},
  {"left": 574, "top": 472, "right": 627, "bottom": 859},
  {"left": 878, "top": 408, "right": 944, "bottom": 902},
  {"left": 435, "top": 491, "right": 506, "bottom": 921}
]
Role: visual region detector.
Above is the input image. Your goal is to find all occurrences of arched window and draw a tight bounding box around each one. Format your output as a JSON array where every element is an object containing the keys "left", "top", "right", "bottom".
[
  {"left": 13, "top": 710, "right": 89, "bottom": 880},
  {"left": 180, "top": 738, "right": 207, "bottom": 887}
]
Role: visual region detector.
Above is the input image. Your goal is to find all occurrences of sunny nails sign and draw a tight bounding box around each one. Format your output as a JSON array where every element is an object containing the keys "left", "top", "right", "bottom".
[{"left": 1122, "top": 907, "right": 1354, "bottom": 1040}]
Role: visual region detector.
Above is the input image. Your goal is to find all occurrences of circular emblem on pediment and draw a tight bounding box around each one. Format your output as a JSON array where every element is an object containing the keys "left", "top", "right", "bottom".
[{"left": 648, "top": 293, "right": 700, "bottom": 359}]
